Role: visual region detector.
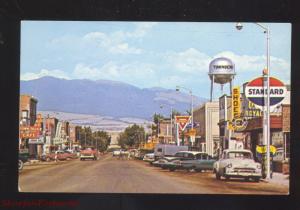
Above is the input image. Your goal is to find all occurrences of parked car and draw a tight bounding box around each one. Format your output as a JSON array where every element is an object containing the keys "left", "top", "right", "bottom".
[
  {"left": 19, "top": 150, "right": 30, "bottom": 170},
  {"left": 80, "top": 147, "right": 97, "bottom": 160},
  {"left": 213, "top": 149, "right": 262, "bottom": 182},
  {"left": 169, "top": 152, "right": 216, "bottom": 172},
  {"left": 135, "top": 149, "right": 154, "bottom": 160},
  {"left": 143, "top": 153, "right": 155, "bottom": 163},
  {"left": 64, "top": 150, "right": 77, "bottom": 159},
  {"left": 154, "top": 144, "right": 188, "bottom": 160},
  {"left": 153, "top": 151, "right": 198, "bottom": 170},
  {"left": 41, "top": 150, "right": 69, "bottom": 161}
]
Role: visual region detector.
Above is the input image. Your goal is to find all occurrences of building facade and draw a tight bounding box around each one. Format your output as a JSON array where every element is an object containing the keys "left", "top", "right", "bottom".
[
  {"left": 69, "top": 124, "right": 81, "bottom": 150},
  {"left": 193, "top": 101, "right": 219, "bottom": 157},
  {"left": 158, "top": 119, "right": 174, "bottom": 144},
  {"left": 19, "top": 94, "right": 38, "bottom": 126}
]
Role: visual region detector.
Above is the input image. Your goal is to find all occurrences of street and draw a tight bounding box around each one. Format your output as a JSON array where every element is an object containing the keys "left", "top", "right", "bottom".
[{"left": 19, "top": 154, "right": 288, "bottom": 194}]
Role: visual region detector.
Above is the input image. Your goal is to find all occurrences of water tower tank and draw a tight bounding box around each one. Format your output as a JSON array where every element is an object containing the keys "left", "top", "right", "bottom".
[{"left": 208, "top": 57, "right": 236, "bottom": 101}]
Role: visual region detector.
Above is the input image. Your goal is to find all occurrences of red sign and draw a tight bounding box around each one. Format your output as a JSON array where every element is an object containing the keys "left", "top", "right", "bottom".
[
  {"left": 175, "top": 116, "right": 191, "bottom": 131},
  {"left": 245, "top": 76, "right": 287, "bottom": 107}
]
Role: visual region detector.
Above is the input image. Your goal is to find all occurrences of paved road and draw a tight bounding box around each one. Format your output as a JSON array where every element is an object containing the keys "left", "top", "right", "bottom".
[{"left": 19, "top": 154, "right": 289, "bottom": 194}]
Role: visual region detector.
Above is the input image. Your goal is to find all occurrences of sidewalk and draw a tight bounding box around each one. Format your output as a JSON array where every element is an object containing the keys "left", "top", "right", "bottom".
[{"left": 261, "top": 172, "right": 289, "bottom": 187}]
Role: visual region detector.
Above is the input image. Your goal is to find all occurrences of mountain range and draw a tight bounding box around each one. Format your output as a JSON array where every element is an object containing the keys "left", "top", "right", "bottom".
[{"left": 20, "top": 76, "right": 208, "bottom": 119}]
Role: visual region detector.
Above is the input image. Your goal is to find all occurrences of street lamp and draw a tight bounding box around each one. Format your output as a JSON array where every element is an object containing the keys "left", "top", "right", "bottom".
[
  {"left": 236, "top": 22, "right": 271, "bottom": 180},
  {"left": 160, "top": 104, "right": 173, "bottom": 143},
  {"left": 176, "top": 86, "right": 194, "bottom": 129}
]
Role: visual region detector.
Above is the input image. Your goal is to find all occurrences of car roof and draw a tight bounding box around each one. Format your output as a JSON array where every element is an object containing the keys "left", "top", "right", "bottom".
[
  {"left": 223, "top": 149, "right": 252, "bottom": 153},
  {"left": 175, "top": 151, "right": 208, "bottom": 155}
]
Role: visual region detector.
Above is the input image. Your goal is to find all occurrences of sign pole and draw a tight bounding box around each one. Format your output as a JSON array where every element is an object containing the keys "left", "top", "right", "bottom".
[{"left": 266, "top": 26, "right": 271, "bottom": 180}]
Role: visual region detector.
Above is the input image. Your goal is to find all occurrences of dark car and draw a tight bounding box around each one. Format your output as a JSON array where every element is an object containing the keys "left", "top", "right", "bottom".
[
  {"left": 19, "top": 150, "right": 30, "bottom": 170},
  {"left": 154, "top": 151, "right": 216, "bottom": 172}
]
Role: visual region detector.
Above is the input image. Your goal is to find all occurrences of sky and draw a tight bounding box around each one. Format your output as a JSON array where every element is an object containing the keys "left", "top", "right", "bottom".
[{"left": 21, "top": 21, "right": 291, "bottom": 99}]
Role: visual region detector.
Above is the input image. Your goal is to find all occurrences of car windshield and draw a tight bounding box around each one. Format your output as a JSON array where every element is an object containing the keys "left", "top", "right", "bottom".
[
  {"left": 174, "top": 152, "right": 183, "bottom": 157},
  {"left": 227, "top": 152, "right": 252, "bottom": 159}
]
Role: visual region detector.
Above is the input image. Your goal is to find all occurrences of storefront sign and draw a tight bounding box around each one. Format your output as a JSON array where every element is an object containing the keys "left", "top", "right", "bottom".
[
  {"left": 28, "top": 138, "right": 44, "bottom": 144},
  {"left": 282, "top": 105, "right": 290, "bottom": 132},
  {"left": 245, "top": 76, "right": 287, "bottom": 107},
  {"left": 232, "top": 86, "right": 241, "bottom": 120},
  {"left": 256, "top": 145, "right": 277, "bottom": 155}
]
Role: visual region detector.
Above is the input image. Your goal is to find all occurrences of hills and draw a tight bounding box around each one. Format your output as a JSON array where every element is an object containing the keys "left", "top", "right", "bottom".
[{"left": 20, "top": 76, "right": 207, "bottom": 119}]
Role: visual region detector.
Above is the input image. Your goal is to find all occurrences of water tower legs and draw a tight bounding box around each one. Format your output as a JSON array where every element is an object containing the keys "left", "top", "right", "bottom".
[{"left": 210, "top": 75, "right": 214, "bottom": 102}]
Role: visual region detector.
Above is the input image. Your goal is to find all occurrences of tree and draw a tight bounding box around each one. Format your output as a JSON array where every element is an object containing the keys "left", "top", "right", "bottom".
[
  {"left": 171, "top": 109, "right": 181, "bottom": 118},
  {"left": 153, "top": 113, "right": 164, "bottom": 124},
  {"left": 93, "top": 131, "right": 111, "bottom": 152},
  {"left": 118, "top": 124, "right": 145, "bottom": 148},
  {"left": 79, "top": 127, "right": 110, "bottom": 151}
]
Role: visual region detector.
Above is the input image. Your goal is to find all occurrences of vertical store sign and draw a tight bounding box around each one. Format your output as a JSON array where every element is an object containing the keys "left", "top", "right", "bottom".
[{"left": 232, "top": 86, "right": 241, "bottom": 120}]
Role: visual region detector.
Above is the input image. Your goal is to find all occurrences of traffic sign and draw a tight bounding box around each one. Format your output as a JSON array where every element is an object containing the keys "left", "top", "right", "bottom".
[
  {"left": 245, "top": 76, "right": 287, "bottom": 107},
  {"left": 175, "top": 116, "right": 191, "bottom": 131}
]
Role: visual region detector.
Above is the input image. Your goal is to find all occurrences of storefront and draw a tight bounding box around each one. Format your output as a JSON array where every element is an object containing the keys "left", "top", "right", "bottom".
[{"left": 28, "top": 138, "right": 44, "bottom": 159}]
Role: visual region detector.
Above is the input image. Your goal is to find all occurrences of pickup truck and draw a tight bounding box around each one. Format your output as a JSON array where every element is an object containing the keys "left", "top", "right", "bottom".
[{"left": 80, "top": 148, "right": 98, "bottom": 160}]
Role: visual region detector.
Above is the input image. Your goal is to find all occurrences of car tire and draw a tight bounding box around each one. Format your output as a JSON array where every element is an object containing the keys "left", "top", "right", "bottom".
[
  {"left": 169, "top": 168, "right": 176, "bottom": 172},
  {"left": 216, "top": 172, "right": 221, "bottom": 180},
  {"left": 195, "top": 169, "right": 202, "bottom": 173},
  {"left": 19, "top": 160, "right": 24, "bottom": 170},
  {"left": 253, "top": 177, "right": 260, "bottom": 182}
]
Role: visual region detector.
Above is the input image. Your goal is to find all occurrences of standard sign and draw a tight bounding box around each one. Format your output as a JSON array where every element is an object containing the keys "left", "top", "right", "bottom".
[
  {"left": 245, "top": 76, "right": 287, "bottom": 107},
  {"left": 232, "top": 86, "right": 241, "bottom": 120}
]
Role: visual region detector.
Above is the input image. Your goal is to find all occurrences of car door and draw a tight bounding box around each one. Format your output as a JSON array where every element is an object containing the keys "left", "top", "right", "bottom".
[
  {"left": 193, "top": 154, "right": 205, "bottom": 169},
  {"left": 180, "top": 153, "right": 195, "bottom": 168}
]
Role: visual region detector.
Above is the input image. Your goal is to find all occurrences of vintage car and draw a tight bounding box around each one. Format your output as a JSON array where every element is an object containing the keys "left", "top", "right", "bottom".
[
  {"left": 19, "top": 150, "right": 30, "bottom": 170},
  {"left": 41, "top": 150, "right": 69, "bottom": 161},
  {"left": 213, "top": 149, "right": 262, "bottom": 182},
  {"left": 80, "top": 148, "right": 97, "bottom": 160},
  {"left": 170, "top": 152, "right": 216, "bottom": 172},
  {"left": 143, "top": 153, "right": 155, "bottom": 163},
  {"left": 153, "top": 151, "right": 206, "bottom": 170}
]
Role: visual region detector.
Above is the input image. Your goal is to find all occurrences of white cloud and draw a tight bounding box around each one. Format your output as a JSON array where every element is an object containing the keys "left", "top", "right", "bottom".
[
  {"left": 21, "top": 69, "right": 70, "bottom": 81},
  {"left": 126, "top": 22, "right": 158, "bottom": 38},
  {"left": 83, "top": 30, "right": 142, "bottom": 55},
  {"left": 72, "top": 62, "right": 155, "bottom": 84},
  {"left": 215, "top": 51, "right": 291, "bottom": 83},
  {"left": 166, "top": 48, "right": 290, "bottom": 84},
  {"left": 166, "top": 48, "right": 211, "bottom": 74}
]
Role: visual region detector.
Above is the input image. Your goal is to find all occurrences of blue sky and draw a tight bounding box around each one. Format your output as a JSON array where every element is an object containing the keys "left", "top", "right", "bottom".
[{"left": 21, "top": 21, "right": 291, "bottom": 99}]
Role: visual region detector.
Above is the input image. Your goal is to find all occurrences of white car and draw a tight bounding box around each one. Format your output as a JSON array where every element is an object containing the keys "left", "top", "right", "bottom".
[
  {"left": 213, "top": 149, "right": 261, "bottom": 182},
  {"left": 143, "top": 153, "right": 155, "bottom": 163}
]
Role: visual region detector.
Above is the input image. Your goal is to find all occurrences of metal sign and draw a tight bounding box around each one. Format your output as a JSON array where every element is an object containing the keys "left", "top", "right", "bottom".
[
  {"left": 175, "top": 116, "right": 191, "bottom": 131},
  {"left": 245, "top": 76, "right": 287, "bottom": 107},
  {"left": 256, "top": 145, "right": 277, "bottom": 155},
  {"left": 232, "top": 86, "right": 241, "bottom": 120},
  {"left": 185, "top": 122, "right": 200, "bottom": 129},
  {"left": 187, "top": 128, "right": 196, "bottom": 136},
  {"left": 231, "top": 118, "right": 248, "bottom": 131}
]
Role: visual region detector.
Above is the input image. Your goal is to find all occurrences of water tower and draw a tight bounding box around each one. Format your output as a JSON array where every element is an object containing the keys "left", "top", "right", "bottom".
[{"left": 208, "top": 57, "right": 236, "bottom": 101}]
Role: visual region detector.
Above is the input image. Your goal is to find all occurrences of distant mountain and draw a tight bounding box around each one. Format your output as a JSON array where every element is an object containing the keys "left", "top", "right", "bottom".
[{"left": 20, "top": 76, "right": 208, "bottom": 119}]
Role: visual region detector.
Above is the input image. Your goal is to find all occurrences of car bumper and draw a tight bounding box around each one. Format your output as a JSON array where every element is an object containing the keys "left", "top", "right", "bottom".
[
  {"left": 225, "top": 172, "right": 261, "bottom": 178},
  {"left": 80, "top": 155, "right": 95, "bottom": 159}
]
